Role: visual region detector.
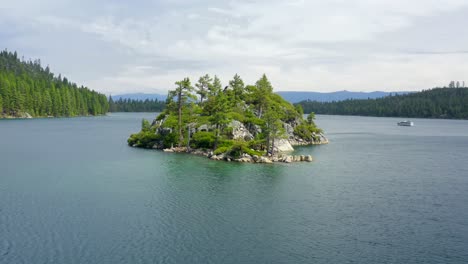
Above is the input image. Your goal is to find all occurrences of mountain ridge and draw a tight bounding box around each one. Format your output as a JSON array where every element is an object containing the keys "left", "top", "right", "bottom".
[{"left": 113, "top": 90, "right": 411, "bottom": 103}]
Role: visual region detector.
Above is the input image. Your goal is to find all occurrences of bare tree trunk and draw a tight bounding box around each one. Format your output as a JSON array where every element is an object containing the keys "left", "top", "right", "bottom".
[
  {"left": 178, "top": 91, "right": 183, "bottom": 147},
  {"left": 214, "top": 123, "right": 219, "bottom": 150},
  {"left": 271, "top": 133, "right": 275, "bottom": 156},
  {"left": 266, "top": 132, "right": 270, "bottom": 156}
]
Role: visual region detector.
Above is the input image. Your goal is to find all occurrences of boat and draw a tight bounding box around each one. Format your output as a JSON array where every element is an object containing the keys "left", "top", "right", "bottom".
[{"left": 397, "top": 120, "right": 414, "bottom": 126}]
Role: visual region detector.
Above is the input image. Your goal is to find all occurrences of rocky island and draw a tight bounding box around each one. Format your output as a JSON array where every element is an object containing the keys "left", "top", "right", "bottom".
[{"left": 128, "top": 74, "right": 328, "bottom": 163}]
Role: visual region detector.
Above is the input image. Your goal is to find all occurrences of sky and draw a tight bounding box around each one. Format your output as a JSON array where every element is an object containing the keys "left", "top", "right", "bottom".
[{"left": 1, "top": 0, "right": 468, "bottom": 95}]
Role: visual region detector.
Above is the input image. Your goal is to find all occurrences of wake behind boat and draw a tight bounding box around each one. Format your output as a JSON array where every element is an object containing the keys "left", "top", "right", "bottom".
[{"left": 398, "top": 120, "right": 414, "bottom": 126}]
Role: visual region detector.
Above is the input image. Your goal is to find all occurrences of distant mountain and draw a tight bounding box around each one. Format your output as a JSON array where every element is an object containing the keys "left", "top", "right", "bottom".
[
  {"left": 112, "top": 93, "right": 167, "bottom": 101},
  {"left": 276, "top": 91, "right": 410, "bottom": 103},
  {"left": 113, "top": 91, "right": 410, "bottom": 104}
]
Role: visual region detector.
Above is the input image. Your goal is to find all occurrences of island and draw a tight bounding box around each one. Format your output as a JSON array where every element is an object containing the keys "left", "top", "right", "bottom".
[{"left": 128, "top": 74, "right": 328, "bottom": 163}]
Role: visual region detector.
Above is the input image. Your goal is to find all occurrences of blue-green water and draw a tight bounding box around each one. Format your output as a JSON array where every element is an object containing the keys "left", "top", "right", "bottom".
[{"left": 1, "top": 113, "right": 468, "bottom": 264}]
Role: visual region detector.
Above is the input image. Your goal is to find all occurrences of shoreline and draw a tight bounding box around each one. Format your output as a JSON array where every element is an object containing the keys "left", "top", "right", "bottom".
[
  {"left": 132, "top": 139, "right": 329, "bottom": 164},
  {"left": 0, "top": 113, "right": 108, "bottom": 120}
]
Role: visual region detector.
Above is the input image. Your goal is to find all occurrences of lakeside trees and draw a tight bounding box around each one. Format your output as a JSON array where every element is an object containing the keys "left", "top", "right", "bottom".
[
  {"left": 128, "top": 74, "right": 323, "bottom": 156},
  {"left": 297, "top": 87, "right": 468, "bottom": 119},
  {"left": 0, "top": 50, "right": 108, "bottom": 117},
  {"left": 109, "top": 97, "right": 165, "bottom": 112}
]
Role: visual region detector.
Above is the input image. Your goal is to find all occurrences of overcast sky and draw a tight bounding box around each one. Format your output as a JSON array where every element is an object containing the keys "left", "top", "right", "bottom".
[{"left": 1, "top": 0, "right": 468, "bottom": 95}]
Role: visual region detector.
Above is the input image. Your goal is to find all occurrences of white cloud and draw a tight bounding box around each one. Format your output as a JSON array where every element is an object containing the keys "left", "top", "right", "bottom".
[{"left": 2, "top": 0, "right": 468, "bottom": 94}]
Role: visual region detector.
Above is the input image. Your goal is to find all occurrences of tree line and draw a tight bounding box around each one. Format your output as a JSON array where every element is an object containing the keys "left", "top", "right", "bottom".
[
  {"left": 297, "top": 86, "right": 468, "bottom": 119},
  {"left": 0, "top": 50, "right": 109, "bottom": 118},
  {"left": 108, "top": 97, "right": 165, "bottom": 112}
]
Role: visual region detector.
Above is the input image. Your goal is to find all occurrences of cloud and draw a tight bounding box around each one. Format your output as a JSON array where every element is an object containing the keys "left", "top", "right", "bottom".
[{"left": 1, "top": 0, "right": 468, "bottom": 94}]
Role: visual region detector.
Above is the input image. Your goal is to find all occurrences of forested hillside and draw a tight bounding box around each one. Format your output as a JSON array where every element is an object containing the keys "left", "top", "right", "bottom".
[
  {"left": 297, "top": 87, "right": 468, "bottom": 119},
  {"left": 109, "top": 97, "right": 165, "bottom": 112},
  {"left": 0, "top": 50, "right": 108, "bottom": 118}
]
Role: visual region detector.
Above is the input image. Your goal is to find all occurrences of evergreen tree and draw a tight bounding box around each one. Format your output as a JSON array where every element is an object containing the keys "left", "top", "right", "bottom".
[
  {"left": 229, "top": 74, "right": 245, "bottom": 104},
  {"left": 195, "top": 74, "right": 212, "bottom": 103},
  {"left": 168, "top": 78, "right": 196, "bottom": 147},
  {"left": 0, "top": 50, "right": 108, "bottom": 118}
]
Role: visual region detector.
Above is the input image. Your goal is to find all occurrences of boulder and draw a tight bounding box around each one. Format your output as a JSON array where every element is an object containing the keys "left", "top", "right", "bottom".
[
  {"left": 252, "top": 155, "right": 259, "bottom": 162},
  {"left": 237, "top": 157, "right": 252, "bottom": 163},
  {"left": 198, "top": 124, "right": 210, "bottom": 132},
  {"left": 282, "top": 156, "right": 293, "bottom": 163},
  {"left": 273, "top": 139, "right": 294, "bottom": 153},
  {"left": 257, "top": 156, "right": 273, "bottom": 163},
  {"left": 210, "top": 154, "right": 224, "bottom": 161},
  {"left": 304, "top": 155, "right": 313, "bottom": 162},
  {"left": 283, "top": 123, "right": 294, "bottom": 138},
  {"left": 228, "top": 120, "right": 254, "bottom": 141},
  {"left": 158, "top": 127, "right": 172, "bottom": 135}
]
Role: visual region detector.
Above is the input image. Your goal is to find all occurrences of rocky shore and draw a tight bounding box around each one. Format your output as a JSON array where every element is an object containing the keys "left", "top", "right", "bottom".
[
  {"left": 0, "top": 112, "right": 33, "bottom": 119},
  {"left": 131, "top": 118, "right": 329, "bottom": 164},
  {"left": 161, "top": 146, "right": 316, "bottom": 164}
]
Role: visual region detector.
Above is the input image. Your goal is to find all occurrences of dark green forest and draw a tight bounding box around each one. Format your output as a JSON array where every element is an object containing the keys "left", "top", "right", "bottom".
[
  {"left": 297, "top": 87, "right": 468, "bottom": 119},
  {"left": 109, "top": 97, "right": 165, "bottom": 112},
  {"left": 0, "top": 50, "right": 109, "bottom": 118}
]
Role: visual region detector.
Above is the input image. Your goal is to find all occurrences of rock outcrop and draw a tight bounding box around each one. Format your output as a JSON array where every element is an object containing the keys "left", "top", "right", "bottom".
[{"left": 228, "top": 120, "right": 254, "bottom": 141}]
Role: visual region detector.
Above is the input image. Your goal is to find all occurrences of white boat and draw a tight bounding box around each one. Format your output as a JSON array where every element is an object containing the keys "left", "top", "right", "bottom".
[{"left": 397, "top": 120, "right": 414, "bottom": 126}]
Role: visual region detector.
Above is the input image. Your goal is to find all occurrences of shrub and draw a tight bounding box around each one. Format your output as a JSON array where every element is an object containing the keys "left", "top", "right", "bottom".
[
  {"left": 218, "top": 139, "right": 234, "bottom": 148},
  {"left": 191, "top": 131, "right": 215, "bottom": 149},
  {"left": 127, "top": 131, "right": 160, "bottom": 148},
  {"left": 294, "top": 123, "right": 323, "bottom": 141},
  {"left": 214, "top": 146, "right": 230, "bottom": 155},
  {"left": 162, "top": 132, "right": 178, "bottom": 148}
]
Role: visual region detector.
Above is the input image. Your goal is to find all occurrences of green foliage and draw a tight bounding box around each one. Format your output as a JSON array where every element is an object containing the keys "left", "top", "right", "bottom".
[
  {"left": 295, "top": 104, "right": 304, "bottom": 116},
  {"left": 297, "top": 87, "right": 468, "bottom": 119},
  {"left": 162, "top": 133, "right": 178, "bottom": 148},
  {"left": 242, "top": 147, "right": 265, "bottom": 157},
  {"left": 214, "top": 146, "right": 230, "bottom": 155},
  {"left": 191, "top": 131, "right": 215, "bottom": 149},
  {"left": 228, "top": 141, "right": 265, "bottom": 158},
  {"left": 307, "top": 112, "right": 316, "bottom": 125},
  {"left": 0, "top": 50, "right": 108, "bottom": 117},
  {"left": 217, "top": 139, "right": 234, "bottom": 148},
  {"left": 226, "top": 111, "right": 245, "bottom": 122},
  {"left": 293, "top": 123, "right": 321, "bottom": 142},
  {"left": 156, "top": 112, "right": 166, "bottom": 121},
  {"left": 229, "top": 74, "right": 245, "bottom": 103},
  {"left": 127, "top": 131, "right": 160, "bottom": 148},
  {"left": 213, "top": 142, "right": 263, "bottom": 157},
  {"left": 109, "top": 97, "right": 165, "bottom": 112},
  {"left": 195, "top": 74, "right": 212, "bottom": 103},
  {"left": 128, "top": 73, "right": 323, "bottom": 154},
  {"left": 169, "top": 77, "right": 196, "bottom": 147},
  {"left": 141, "top": 119, "right": 151, "bottom": 132}
]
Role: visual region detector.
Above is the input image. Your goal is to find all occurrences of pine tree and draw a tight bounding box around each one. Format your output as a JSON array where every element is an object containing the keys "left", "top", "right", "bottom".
[
  {"left": 169, "top": 78, "right": 195, "bottom": 147},
  {"left": 195, "top": 74, "right": 212, "bottom": 103}
]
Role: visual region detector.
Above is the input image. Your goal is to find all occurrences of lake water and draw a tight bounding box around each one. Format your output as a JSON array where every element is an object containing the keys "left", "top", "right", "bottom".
[{"left": 1, "top": 113, "right": 468, "bottom": 264}]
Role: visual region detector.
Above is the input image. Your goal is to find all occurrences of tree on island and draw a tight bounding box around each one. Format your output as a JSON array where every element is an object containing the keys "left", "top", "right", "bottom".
[
  {"left": 168, "top": 78, "right": 196, "bottom": 147},
  {"left": 128, "top": 73, "right": 325, "bottom": 161}
]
